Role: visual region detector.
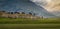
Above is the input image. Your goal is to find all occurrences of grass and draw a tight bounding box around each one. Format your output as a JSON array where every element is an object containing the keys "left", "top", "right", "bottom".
[
  {"left": 0, "top": 17, "right": 60, "bottom": 29},
  {"left": 0, "top": 17, "right": 60, "bottom": 24},
  {"left": 0, "top": 24, "right": 60, "bottom": 29}
]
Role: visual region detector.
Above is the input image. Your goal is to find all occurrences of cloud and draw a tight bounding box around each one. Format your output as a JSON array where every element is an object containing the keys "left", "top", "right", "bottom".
[
  {"left": 30, "top": 0, "right": 47, "bottom": 7},
  {"left": 30, "top": 0, "right": 60, "bottom": 17},
  {"left": 30, "top": 0, "right": 60, "bottom": 11}
]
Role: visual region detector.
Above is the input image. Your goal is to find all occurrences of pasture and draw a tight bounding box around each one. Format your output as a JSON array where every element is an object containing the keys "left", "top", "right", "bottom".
[
  {"left": 0, "top": 17, "right": 60, "bottom": 24},
  {"left": 0, "top": 24, "right": 60, "bottom": 29},
  {"left": 0, "top": 17, "right": 60, "bottom": 29}
]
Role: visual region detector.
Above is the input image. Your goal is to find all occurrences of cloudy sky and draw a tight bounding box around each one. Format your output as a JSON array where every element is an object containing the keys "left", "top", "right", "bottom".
[
  {"left": 31, "top": 0, "right": 60, "bottom": 17},
  {"left": 30, "top": 0, "right": 60, "bottom": 12},
  {"left": 0, "top": 0, "right": 60, "bottom": 18}
]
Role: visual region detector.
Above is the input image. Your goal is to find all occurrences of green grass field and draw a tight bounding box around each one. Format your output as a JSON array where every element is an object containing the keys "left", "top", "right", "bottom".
[
  {"left": 0, "top": 17, "right": 60, "bottom": 29},
  {"left": 0, "top": 17, "right": 60, "bottom": 24},
  {"left": 0, "top": 24, "right": 60, "bottom": 29}
]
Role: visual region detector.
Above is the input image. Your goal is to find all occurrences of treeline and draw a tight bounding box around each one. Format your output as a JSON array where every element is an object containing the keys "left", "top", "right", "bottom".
[{"left": 0, "top": 11, "right": 41, "bottom": 19}]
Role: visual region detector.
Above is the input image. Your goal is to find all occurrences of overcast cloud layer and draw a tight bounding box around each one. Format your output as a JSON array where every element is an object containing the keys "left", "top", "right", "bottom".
[{"left": 30, "top": 0, "right": 60, "bottom": 17}]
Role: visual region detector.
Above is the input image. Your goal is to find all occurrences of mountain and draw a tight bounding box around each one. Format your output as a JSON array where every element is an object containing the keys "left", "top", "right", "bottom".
[{"left": 0, "top": 0, "right": 56, "bottom": 18}]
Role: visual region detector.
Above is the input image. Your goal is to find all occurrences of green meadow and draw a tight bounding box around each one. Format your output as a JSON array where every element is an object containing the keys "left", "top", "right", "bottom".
[
  {"left": 0, "top": 17, "right": 60, "bottom": 29},
  {"left": 0, "top": 17, "right": 60, "bottom": 24},
  {"left": 0, "top": 24, "right": 60, "bottom": 29}
]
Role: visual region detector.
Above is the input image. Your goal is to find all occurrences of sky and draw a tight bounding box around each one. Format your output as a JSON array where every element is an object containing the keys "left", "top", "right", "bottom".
[
  {"left": 30, "top": 0, "right": 60, "bottom": 12},
  {"left": 0, "top": 0, "right": 60, "bottom": 18},
  {"left": 30, "top": 0, "right": 60, "bottom": 17}
]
